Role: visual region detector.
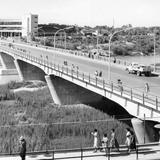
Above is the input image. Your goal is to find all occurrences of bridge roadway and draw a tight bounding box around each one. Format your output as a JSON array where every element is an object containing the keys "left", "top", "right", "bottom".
[
  {"left": 0, "top": 143, "right": 160, "bottom": 160},
  {"left": 1, "top": 40, "right": 160, "bottom": 96}
]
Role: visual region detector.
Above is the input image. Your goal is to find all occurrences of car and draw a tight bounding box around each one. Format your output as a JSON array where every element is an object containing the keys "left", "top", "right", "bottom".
[
  {"left": 126, "top": 62, "right": 153, "bottom": 77},
  {"left": 126, "top": 62, "right": 139, "bottom": 72}
]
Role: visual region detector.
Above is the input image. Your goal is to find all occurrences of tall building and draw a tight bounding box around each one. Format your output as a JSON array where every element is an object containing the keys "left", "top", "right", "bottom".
[
  {"left": 0, "top": 13, "right": 38, "bottom": 38},
  {"left": 22, "top": 14, "right": 38, "bottom": 38}
]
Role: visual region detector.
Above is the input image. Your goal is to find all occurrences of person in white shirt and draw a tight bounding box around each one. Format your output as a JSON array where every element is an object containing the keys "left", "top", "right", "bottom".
[
  {"left": 145, "top": 83, "right": 150, "bottom": 97},
  {"left": 101, "top": 133, "right": 108, "bottom": 151},
  {"left": 109, "top": 129, "right": 119, "bottom": 152},
  {"left": 125, "top": 128, "right": 132, "bottom": 152},
  {"left": 91, "top": 129, "right": 98, "bottom": 152}
]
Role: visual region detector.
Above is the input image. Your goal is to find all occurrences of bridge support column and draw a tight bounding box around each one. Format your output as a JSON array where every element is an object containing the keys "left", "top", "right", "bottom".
[
  {"left": 14, "top": 59, "right": 24, "bottom": 81},
  {"left": 0, "top": 52, "right": 7, "bottom": 69},
  {"left": 131, "top": 118, "right": 156, "bottom": 144},
  {"left": 45, "top": 75, "right": 61, "bottom": 105}
]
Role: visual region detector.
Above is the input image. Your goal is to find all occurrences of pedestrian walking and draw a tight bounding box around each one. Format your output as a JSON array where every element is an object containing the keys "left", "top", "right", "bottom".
[
  {"left": 109, "top": 129, "right": 119, "bottom": 152},
  {"left": 95, "top": 70, "right": 98, "bottom": 77},
  {"left": 19, "top": 136, "right": 26, "bottom": 160},
  {"left": 91, "top": 129, "right": 99, "bottom": 152},
  {"left": 130, "top": 130, "right": 136, "bottom": 150},
  {"left": 99, "top": 71, "right": 102, "bottom": 77},
  {"left": 125, "top": 128, "right": 132, "bottom": 152},
  {"left": 117, "top": 79, "right": 123, "bottom": 94},
  {"left": 145, "top": 83, "right": 150, "bottom": 97},
  {"left": 101, "top": 133, "right": 108, "bottom": 151}
]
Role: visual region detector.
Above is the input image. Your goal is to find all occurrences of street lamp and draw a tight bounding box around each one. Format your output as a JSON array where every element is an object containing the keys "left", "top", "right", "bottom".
[
  {"left": 154, "top": 33, "right": 156, "bottom": 72},
  {"left": 147, "top": 33, "right": 156, "bottom": 72},
  {"left": 94, "top": 29, "right": 99, "bottom": 54},
  {"left": 108, "top": 27, "right": 132, "bottom": 82},
  {"left": 54, "top": 26, "right": 74, "bottom": 49}
]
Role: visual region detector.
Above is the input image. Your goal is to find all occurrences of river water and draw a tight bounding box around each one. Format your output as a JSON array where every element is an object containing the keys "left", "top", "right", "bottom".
[
  {"left": 0, "top": 66, "right": 20, "bottom": 85},
  {"left": 117, "top": 55, "right": 160, "bottom": 65},
  {"left": 0, "top": 74, "right": 20, "bottom": 85}
]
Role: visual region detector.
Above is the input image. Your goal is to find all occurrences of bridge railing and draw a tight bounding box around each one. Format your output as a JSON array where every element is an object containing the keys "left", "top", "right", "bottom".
[
  {"left": 0, "top": 44, "right": 160, "bottom": 111},
  {"left": 51, "top": 63, "right": 160, "bottom": 110}
]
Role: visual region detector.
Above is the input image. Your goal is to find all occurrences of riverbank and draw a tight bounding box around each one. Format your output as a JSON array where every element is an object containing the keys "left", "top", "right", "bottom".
[
  {"left": 116, "top": 55, "right": 160, "bottom": 66},
  {"left": 0, "top": 80, "right": 131, "bottom": 153}
]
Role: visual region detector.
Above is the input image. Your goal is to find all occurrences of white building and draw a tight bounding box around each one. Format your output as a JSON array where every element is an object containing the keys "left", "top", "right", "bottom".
[
  {"left": 22, "top": 14, "right": 38, "bottom": 38},
  {"left": 0, "top": 13, "right": 38, "bottom": 38},
  {"left": 0, "top": 19, "right": 22, "bottom": 37}
]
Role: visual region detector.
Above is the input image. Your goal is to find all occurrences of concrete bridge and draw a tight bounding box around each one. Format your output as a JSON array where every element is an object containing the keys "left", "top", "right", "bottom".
[{"left": 0, "top": 39, "right": 160, "bottom": 144}]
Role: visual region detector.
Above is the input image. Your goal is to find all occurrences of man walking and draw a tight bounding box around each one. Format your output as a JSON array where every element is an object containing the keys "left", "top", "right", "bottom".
[
  {"left": 19, "top": 136, "right": 26, "bottom": 160},
  {"left": 145, "top": 83, "right": 150, "bottom": 97}
]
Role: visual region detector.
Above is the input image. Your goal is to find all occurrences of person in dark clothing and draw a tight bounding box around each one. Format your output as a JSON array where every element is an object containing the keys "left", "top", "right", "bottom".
[
  {"left": 130, "top": 131, "right": 136, "bottom": 150},
  {"left": 109, "top": 129, "right": 119, "bottom": 152},
  {"left": 19, "top": 136, "right": 26, "bottom": 160}
]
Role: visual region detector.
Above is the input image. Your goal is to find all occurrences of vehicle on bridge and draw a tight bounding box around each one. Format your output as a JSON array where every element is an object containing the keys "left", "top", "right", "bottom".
[{"left": 126, "top": 62, "right": 153, "bottom": 76}]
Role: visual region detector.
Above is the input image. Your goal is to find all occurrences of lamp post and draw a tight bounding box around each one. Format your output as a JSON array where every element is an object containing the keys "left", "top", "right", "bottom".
[
  {"left": 154, "top": 33, "right": 156, "bottom": 72},
  {"left": 108, "top": 27, "right": 132, "bottom": 82},
  {"left": 96, "top": 30, "right": 99, "bottom": 54},
  {"left": 146, "top": 33, "right": 156, "bottom": 72},
  {"left": 149, "top": 33, "right": 156, "bottom": 72},
  {"left": 54, "top": 26, "right": 73, "bottom": 49},
  {"left": 83, "top": 29, "right": 100, "bottom": 55}
]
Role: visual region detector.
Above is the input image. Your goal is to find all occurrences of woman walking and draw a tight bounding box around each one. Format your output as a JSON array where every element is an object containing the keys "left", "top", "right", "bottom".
[
  {"left": 109, "top": 129, "right": 119, "bottom": 152},
  {"left": 91, "top": 129, "right": 99, "bottom": 152},
  {"left": 125, "top": 128, "right": 132, "bottom": 152}
]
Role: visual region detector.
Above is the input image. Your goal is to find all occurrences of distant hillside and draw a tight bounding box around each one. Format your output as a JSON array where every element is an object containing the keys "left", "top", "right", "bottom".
[{"left": 37, "top": 24, "right": 160, "bottom": 56}]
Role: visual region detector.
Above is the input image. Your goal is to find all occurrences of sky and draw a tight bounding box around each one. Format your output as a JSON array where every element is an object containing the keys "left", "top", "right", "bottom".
[{"left": 0, "top": 0, "right": 160, "bottom": 27}]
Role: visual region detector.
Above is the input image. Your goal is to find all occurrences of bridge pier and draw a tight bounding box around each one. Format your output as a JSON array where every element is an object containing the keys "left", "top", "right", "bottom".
[
  {"left": 0, "top": 52, "right": 16, "bottom": 69},
  {"left": 45, "top": 75, "right": 103, "bottom": 105},
  {"left": 45, "top": 75, "right": 61, "bottom": 105},
  {"left": 131, "top": 118, "right": 157, "bottom": 144},
  {"left": 0, "top": 52, "right": 7, "bottom": 69},
  {"left": 14, "top": 59, "right": 24, "bottom": 81},
  {"left": 14, "top": 59, "right": 45, "bottom": 81},
  {"left": 0, "top": 52, "right": 17, "bottom": 75}
]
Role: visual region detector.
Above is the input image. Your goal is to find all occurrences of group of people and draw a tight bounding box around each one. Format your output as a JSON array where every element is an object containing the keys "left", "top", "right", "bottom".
[
  {"left": 95, "top": 70, "right": 102, "bottom": 77},
  {"left": 117, "top": 79, "right": 150, "bottom": 97},
  {"left": 91, "top": 128, "right": 136, "bottom": 153},
  {"left": 125, "top": 128, "right": 136, "bottom": 152}
]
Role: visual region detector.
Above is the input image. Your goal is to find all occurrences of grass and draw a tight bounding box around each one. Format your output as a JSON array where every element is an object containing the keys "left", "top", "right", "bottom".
[{"left": 0, "top": 81, "right": 132, "bottom": 153}]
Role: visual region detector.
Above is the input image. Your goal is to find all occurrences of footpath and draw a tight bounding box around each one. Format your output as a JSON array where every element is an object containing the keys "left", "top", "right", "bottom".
[{"left": 0, "top": 144, "right": 160, "bottom": 160}]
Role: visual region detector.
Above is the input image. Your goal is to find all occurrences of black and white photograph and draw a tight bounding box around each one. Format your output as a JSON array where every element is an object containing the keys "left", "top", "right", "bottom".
[{"left": 0, "top": 0, "right": 160, "bottom": 159}]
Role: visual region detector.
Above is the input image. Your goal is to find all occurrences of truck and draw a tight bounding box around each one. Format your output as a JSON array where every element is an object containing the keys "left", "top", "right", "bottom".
[{"left": 126, "top": 62, "right": 153, "bottom": 77}]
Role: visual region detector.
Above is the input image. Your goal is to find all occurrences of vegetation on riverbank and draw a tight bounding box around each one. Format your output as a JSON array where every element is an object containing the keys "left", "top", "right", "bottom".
[{"left": 0, "top": 81, "right": 131, "bottom": 153}]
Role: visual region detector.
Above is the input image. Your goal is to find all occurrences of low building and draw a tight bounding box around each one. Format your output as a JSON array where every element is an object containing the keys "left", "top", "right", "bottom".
[{"left": 0, "top": 13, "right": 38, "bottom": 38}]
